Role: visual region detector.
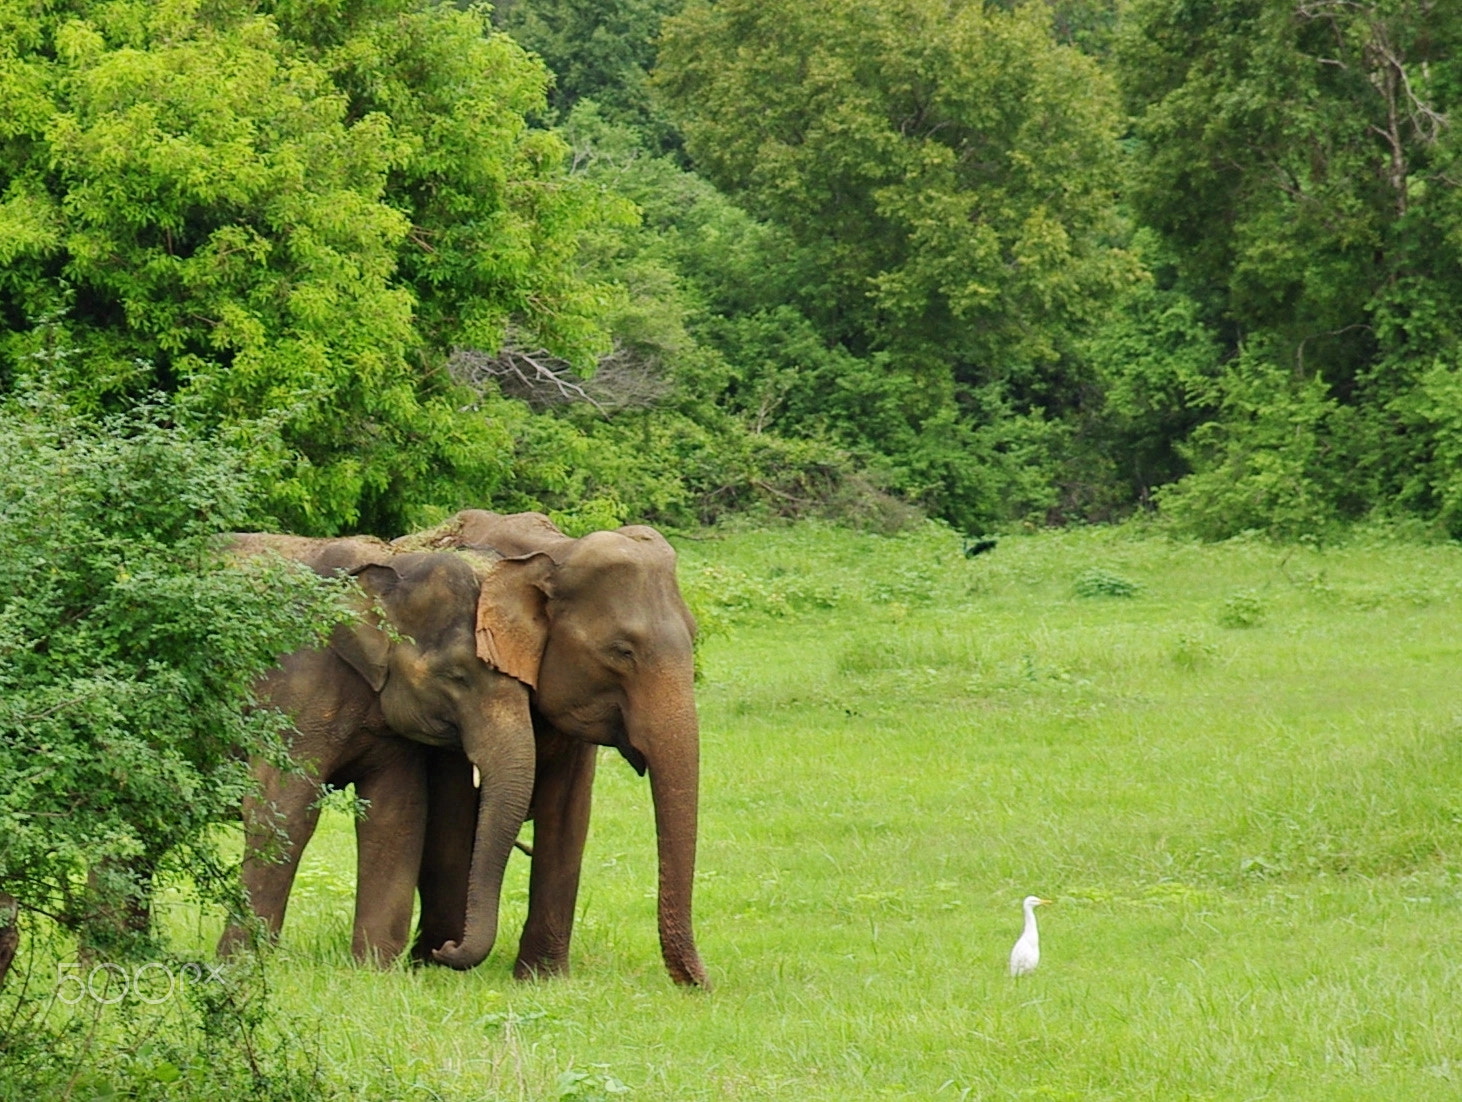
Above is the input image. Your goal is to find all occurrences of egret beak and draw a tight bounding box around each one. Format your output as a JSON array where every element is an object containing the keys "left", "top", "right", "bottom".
[{"left": 1037, "top": 898, "right": 1053, "bottom": 906}]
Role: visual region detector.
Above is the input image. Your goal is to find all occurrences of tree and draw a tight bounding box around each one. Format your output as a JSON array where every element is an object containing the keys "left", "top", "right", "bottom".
[
  {"left": 656, "top": 0, "right": 1134, "bottom": 529},
  {"left": 658, "top": 0, "right": 1129, "bottom": 391},
  {"left": 494, "top": 0, "right": 686, "bottom": 143},
  {"left": 0, "top": 383, "right": 347, "bottom": 986},
  {"left": 0, "top": 0, "right": 623, "bottom": 535},
  {"left": 1119, "top": 0, "right": 1462, "bottom": 535}
]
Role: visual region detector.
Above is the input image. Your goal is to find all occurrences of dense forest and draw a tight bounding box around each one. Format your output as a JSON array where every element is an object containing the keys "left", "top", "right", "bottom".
[{"left": 4, "top": 0, "right": 1461, "bottom": 542}]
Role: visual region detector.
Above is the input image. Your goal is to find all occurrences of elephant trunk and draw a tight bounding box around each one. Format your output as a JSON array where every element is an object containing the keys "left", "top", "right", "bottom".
[
  {"left": 432, "top": 711, "right": 535, "bottom": 971},
  {"left": 633, "top": 682, "right": 708, "bottom": 987}
]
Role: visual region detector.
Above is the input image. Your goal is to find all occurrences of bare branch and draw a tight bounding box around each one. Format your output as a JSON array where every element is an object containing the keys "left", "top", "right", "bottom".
[
  {"left": 586, "top": 343, "right": 673, "bottom": 410},
  {"left": 450, "top": 344, "right": 602, "bottom": 411},
  {"left": 1296, "top": 0, "right": 1449, "bottom": 147},
  {"left": 449, "top": 331, "right": 671, "bottom": 414}
]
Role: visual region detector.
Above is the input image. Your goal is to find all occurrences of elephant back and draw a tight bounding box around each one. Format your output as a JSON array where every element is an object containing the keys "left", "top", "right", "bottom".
[
  {"left": 227, "top": 533, "right": 392, "bottom": 577},
  {"left": 393, "top": 511, "right": 569, "bottom": 559}
]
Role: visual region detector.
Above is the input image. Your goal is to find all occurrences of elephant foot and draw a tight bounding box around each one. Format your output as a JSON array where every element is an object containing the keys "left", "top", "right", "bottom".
[
  {"left": 217, "top": 919, "right": 271, "bottom": 959},
  {"left": 512, "top": 951, "right": 570, "bottom": 982}
]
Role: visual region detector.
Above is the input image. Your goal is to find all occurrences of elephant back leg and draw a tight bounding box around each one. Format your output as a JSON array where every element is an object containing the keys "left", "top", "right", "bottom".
[
  {"left": 348, "top": 738, "right": 429, "bottom": 965},
  {"left": 413, "top": 746, "right": 477, "bottom": 963},
  {"left": 219, "top": 762, "right": 323, "bottom": 957},
  {"left": 221, "top": 647, "right": 370, "bottom": 957}
]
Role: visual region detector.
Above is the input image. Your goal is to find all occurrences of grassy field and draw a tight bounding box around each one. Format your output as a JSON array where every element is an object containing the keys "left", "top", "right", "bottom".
[{"left": 29, "top": 522, "right": 1462, "bottom": 1098}]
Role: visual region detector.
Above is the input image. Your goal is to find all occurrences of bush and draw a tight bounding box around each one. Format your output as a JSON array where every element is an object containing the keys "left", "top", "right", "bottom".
[
  {"left": 0, "top": 383, "right": 345, "bottom": 975},
  {"left": 1217, "top": 590, "right": 1266, "bottom": 629},
  {"left": 1157, "top": 348, "right": 1352, "bottom": 541},
  {"left": 1074, "top": 568, "right": 1141, "bottom": 598}
]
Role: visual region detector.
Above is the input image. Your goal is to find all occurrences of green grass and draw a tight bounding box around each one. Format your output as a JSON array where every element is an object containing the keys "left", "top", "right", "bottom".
[{"left": 29, "top": 522, "right": 1462, "bottom": 1098}]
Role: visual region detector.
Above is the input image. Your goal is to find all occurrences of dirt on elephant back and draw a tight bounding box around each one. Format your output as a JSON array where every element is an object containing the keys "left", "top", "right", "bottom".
[
  {"left": 228, "top": 532, "right": 391, "bottom": 559},
  {"left": 388, "top": 515, "right": 469, "bottom": 553}
]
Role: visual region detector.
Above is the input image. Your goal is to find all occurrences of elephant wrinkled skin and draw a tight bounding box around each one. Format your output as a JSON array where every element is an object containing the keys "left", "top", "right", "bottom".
[
  {"left": 217, "top": 536, "right": 546, "bottom": 969},
  {"left": 397, "top": 511, "right": 709, "bottom": 987}
]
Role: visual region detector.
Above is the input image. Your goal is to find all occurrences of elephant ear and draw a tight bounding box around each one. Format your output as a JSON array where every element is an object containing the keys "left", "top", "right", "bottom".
[
  {"left": 329, "top": 563, "right": 400, "bottom": 693},
  {"left": 474, "top": 553, "right": 553, "bottom": 688}
]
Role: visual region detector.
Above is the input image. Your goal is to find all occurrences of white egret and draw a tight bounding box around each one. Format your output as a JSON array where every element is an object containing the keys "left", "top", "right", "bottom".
[{"left": 1008, "top": 895, "right": 1052, "bottom": 977}]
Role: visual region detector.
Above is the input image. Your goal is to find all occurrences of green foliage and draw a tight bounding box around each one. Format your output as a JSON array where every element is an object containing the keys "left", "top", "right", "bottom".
[
  {"left": 0, "top": 946, "right": 332, "bottom": 1099},
  {"left": 0, "top": 383, "right": 344, "bottom": 957},
  {"left": 1082, "top": 231, "right": 1226, "bottom": 503},
  {"left": 1073, "top": 567, "right": 1141, "bottom": 598},
  {"left": 654, "top": 0, "right": 1134, "bottom": 529},
  {"left": 549, "top": 104, "right": 897, "bottom": 528},
  {"left": 555, "top": 1065, "right": 631, "bottom": 1100},
  {"left": 1043, "top": 0, "right": 1124, "bottom": 56},
  {"left": 0, "top": 0, "right": 620, "bottom": 534},
  {"left": 1170, "top": 630, "right": 1218, "bottom": 670},
  {"left": 660, "top": 0, "right": 1130, "bottom": 376},
  {"left": 12, "top": 0, "right": 1461, "bottom": 557},
  {"left": 1120, "top": 0, "right": 1462, "bottom": 537},
  {"left": 1157, "top": 346, "right": 1354, "bottom": 541},
  {"left": 1218, "top": 589, "right": 1266, "bottom": 629},
  {"left": 555, "top": 83, "right": 1088, "bottom": 530},
  {"left": 495, "top": 0, "right": 685, "bottom": 144}
]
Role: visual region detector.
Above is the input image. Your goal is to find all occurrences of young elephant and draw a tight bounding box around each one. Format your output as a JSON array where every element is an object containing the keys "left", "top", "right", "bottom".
[
  {"left": 396, "top": 511, "right": 708, "bottom": 987},
  {"left": 217, "top": 536, "right": 550, "bottom": 967}
]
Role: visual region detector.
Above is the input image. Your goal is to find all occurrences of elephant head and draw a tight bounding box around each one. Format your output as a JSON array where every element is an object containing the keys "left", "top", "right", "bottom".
[
  {"left": 408, "top": 512, "right": 708, "bottom": 987},
  {"left": 321, "top": 547, "right": 549, "bottom": 969}
]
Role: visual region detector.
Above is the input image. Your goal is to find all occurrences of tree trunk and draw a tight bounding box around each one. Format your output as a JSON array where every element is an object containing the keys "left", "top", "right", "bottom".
[{"left": 0, "top": 892, "right": 18, "bottom": 992}]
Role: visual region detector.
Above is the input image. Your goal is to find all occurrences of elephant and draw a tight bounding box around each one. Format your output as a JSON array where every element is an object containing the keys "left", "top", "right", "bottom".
[
  {"left": 216, "top": 535, "right": 551, "bottom": 968},
  {"left": 395, "top": 511, "right": 708, "bottom": 987}
]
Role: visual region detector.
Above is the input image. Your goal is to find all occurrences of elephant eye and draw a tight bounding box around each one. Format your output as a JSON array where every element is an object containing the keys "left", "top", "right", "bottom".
[{"left": 607, "top": 642, "right": 634, "bottom": 663}]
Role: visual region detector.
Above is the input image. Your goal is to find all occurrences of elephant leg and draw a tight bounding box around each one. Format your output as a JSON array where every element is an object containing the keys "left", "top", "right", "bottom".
[
  {"left": 515, "top": 735, "right": 597, "bottom": 981},
  {"left": 350, "top": 744, "right": 428, "bottom": 965},
  {"left": 412, "top": 746, "right": 476, "bottom": 963},
  {"left": 219, "top": 764, "right": 322, "bottom": 957},
  {"left": 81, "top": 852, "right": 159, "bottom": 959}
]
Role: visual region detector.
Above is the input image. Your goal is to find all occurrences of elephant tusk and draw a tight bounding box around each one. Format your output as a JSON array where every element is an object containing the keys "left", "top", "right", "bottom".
[{"left": 513, "top": 839, "right": 534, "bottom": 857}]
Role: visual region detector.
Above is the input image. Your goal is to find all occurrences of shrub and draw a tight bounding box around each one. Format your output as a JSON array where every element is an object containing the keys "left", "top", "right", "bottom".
[
  {"left": 0, "top": 383, "right": 345, "bottom": 977},
  {"left": 1074, "top": 567, "right": 1141, "bottom": 598},
  {"left": 1156, "top": 346, "right": 1353, "bottom": 541},
  {"left": 1218, "top": 590, "right": 1266, "bottom": 629}
]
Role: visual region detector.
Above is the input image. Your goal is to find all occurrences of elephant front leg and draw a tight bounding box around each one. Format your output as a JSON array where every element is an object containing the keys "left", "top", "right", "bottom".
[
  {"left": 515, "top": 735, "right": 597, "bottom": 981},
  {"left": 218, "top": 764, "right": 322, "bottom": 957},
  {"left": 351, "top": 747, "right": 428, "bottom": 966},
  {"left": 413, "top": 746, "right": 476, "bottom": 963}
]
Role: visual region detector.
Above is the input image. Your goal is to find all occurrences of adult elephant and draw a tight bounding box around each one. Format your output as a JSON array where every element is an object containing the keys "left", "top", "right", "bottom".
[
  {"left": 217, "top": 535, "right": 550, "bottom": 968},
  {"left": 397, "top": 511, "right": 708, "bottom": 987}
]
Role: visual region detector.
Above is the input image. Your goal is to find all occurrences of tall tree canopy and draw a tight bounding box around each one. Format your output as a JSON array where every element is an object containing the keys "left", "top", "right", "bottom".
[
  {"left": 494, "top": 0, "right": 684, "bottom": 141},
  {"left": 1120, "top": 0, "right": 1462, "bottom": 535},
  {"left": 652, "top": 0, "right": 1136, "bottom": 529},
  {"left": 0, "top": 0, "right": 621, "bottom": 534},
  {"left": 658, "top": 0, "right": 1130, "bottom": 396},
  {"left": 8, "top": 0, "right": 1460, "bottom": 539}
]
